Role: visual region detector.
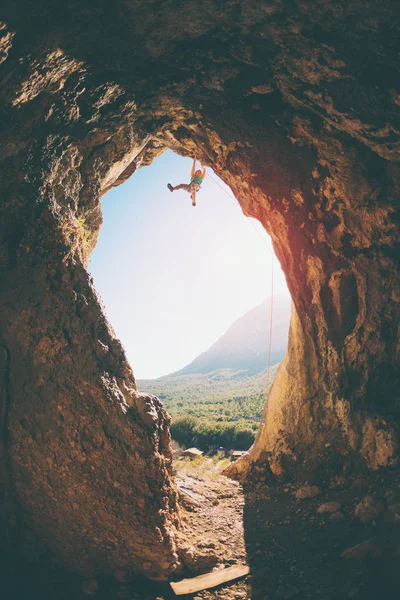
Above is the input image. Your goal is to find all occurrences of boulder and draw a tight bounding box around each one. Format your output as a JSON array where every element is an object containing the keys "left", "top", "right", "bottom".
[
  {"left": 330, "top": 512, "right": 345, "bottom": 522},
  {"left": 317, "top": 502, "right": 341, "bottom": 514},
  {"left": 354, "top": 496, "right": 385, "bottom": 522},
  {"left": 295, "top": 486, "right": 321, "bottom": 499},
  {"left": 180, "top": 544, "right": 219, "bottom": 575},
  {"left": 341, "top": 538, "right": 383, "bottom": 560}
]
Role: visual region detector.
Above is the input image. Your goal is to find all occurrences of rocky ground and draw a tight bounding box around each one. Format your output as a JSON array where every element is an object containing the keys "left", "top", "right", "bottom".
[
  {"left": 2, "top": 458, "right": 400, "bottom": 599},
  {"left": 169, "top": 462, "right": 400, "bottom": 600},
  {"left": 143, "top": 458, "right": 399, "bottom": 600}
]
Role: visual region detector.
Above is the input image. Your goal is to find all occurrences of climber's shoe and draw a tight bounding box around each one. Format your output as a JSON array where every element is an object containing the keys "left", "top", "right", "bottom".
[
  {"left": 167, "top": 183, "right": 173, "bottom": 192},
  {"left": 191, "top": 195, "right": 196, "bottom": 207}
]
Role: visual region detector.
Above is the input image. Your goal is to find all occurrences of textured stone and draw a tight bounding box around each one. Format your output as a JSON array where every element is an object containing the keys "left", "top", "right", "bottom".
[
  {"left": 354, "top": 496, "right": 385, "bottom": 523},
  {"left": 330, "top": 512, "right": 345, "bottom": 522},
  {"left": 295, "top": 486, "right": 321, "bottom": 500},
  {"left": 317, "top": 502, "right": 341, "bottom": 514},
  {"left": 180, "top": 544, "right": 219, "bottom": 575},
  {"left": 0, "top": 0, "right": 399, "bottom": 584},
  {"left": 82, "top": 580, "right": 99, "bottom": 596},
  {"left": 113, "top": 568, "right": 133, "bottom": 583},
  {"left": 330, "top": 475, "right": 346, "bottom": 489},
  {"left": 269, "top": 459, "right": 284, "bottom": 476},
  {"left": 385, "top": 502, "right": 400, "bottom": 524},
  {"left": 341, "top": 538, "right": 383, "bottom": 560}
]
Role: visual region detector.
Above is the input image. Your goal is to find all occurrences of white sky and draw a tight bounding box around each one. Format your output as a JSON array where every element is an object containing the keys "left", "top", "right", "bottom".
[{"left": 89, "top": 150, "right": 290, "bottom": 379}]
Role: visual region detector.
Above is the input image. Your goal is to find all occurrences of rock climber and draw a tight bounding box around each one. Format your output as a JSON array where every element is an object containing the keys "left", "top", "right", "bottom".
[{"left": 167, "top": 156, "right": 206, "bottom": 206}]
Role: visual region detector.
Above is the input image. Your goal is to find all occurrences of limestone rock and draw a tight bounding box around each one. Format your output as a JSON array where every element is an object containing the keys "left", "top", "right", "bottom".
[
  {"left": 295, "top": 486, "right": 321, "bottom": 500},
  {"left": 178, "top": 488, "right": 201, "bottom": 511},
  {"left": 341, "top": 538, "right": 383, "bottom": 560},
  {"left": 354, "top": 496, "right": 385, "bottom": 523},
  {"left": 180, "top": 544, "right": 219, "bottom": 575},
  {"left": 383, "top": 491, "right": 400, "bottom": 523},
  {"left": 0, "top": 0, "right": 399, "bottom": 586},
  {"left": 317, "top": 502, "right": 341, "bottom": 514},
  {"left": 114, "top": 568, "right": 133, "bottom": 583},
  {"left": 385, "top": 504, "right": 400, "bottom": 524},
  {"left": 330, "top": 511, "right": 345, "bottom": 522},
  {"left": 330, "top": 475, "right": 346, "bottom": 489},
  {"left": 269, "top": 459, "right": 284, "bottom": 476}
]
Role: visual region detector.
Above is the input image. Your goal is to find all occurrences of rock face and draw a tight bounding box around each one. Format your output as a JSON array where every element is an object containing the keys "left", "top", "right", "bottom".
[{"left": 0, "top": 0, "right": 399, "bottom": 582}]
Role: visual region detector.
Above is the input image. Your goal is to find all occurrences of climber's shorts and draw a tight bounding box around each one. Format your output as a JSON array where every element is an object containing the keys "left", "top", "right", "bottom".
[{"left": 188, "top": 181, "right": 201, "bottom": 193}]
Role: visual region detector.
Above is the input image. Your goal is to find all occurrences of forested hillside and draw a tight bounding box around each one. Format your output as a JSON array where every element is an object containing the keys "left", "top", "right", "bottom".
[
  {"left": 139, "top": 366, "right": 279, "bottom": 450},
  {"left": 138, "top": 297, "right": 290, "bottom": 449}
]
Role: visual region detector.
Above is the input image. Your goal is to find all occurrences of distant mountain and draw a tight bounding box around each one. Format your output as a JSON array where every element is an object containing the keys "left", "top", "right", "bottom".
[
  {"left": 174, "top": 295, "right": 291, "bottom": 376},
  {"left": 137, "top": 297, "right": 291, "bottom": 425}
]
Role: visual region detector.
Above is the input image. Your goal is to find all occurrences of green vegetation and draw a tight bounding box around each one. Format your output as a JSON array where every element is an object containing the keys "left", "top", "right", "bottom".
[
  {"left": 171, "top": 416, "right": 256, "bottom": 451},
  {"left": 138, "top": 365, "right": 279, "bottom": 451},
  {"left": 77, "top": 215, "right": 91, "bottom": 247},
  {"left": 174, "top": 453, "right": 232, "bottom": 480}
]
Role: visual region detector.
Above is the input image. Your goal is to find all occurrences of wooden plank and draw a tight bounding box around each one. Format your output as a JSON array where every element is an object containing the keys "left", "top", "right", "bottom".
[{"left": 170, "top": 564, "right": 250, "bottom": 595}]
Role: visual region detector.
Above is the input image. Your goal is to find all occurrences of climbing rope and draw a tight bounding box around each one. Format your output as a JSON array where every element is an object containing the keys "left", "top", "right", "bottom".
[
  {"left": 206, "top": 170, "right": 275, "bottom": 399},
  {"left": 207, "top": 171, "right": 272, "bottom": 250},
  {"left": 265, "top": 252, "right": 274, "bottom": 399}
]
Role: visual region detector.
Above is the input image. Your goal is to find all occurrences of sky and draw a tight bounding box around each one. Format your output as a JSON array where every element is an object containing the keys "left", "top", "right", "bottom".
[{"left": 89, "top": 150, "right": 290, "bottom": 379}]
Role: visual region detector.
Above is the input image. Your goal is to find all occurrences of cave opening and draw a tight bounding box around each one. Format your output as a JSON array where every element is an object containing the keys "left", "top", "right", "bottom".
[
  {"left": 89, "top": 149, "right": 290, "bottom": 456},
  {"left": 1, "top": 3, "right": 400, "bottom": 595}
]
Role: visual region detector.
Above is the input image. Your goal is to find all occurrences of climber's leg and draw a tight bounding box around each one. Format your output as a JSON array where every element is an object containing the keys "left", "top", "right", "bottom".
[
  {"left": 190, "top": 181, "right": 200, "bottom": 206},
  {"left": 167, "top": 183, "right": 190, "bottom": 192}
]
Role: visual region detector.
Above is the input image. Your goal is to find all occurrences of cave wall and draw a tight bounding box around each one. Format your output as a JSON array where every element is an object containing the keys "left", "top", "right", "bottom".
[{"left": 0, "top": 0, "right": 399, "bottom": 581}]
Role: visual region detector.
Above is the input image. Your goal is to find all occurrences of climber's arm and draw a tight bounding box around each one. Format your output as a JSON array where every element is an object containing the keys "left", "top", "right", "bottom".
[
  {"left": 191, "top": 156, "right": 197, "bottom": 179},
  {"left": 202, "top": 166, "right": 207, "bottom": 179}
]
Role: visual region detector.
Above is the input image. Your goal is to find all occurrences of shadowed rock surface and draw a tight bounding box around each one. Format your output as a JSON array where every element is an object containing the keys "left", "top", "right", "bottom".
[{"left": 0, "top": 0, "right": 399, "bottom": 588}]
